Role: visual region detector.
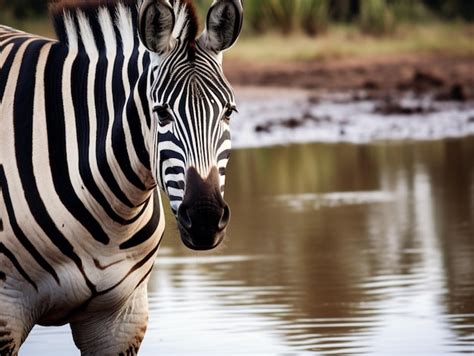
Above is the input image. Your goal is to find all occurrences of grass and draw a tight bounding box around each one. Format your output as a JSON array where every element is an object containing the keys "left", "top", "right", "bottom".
[
  {"left": 227, "top": 23, "right": 474, "bottom": 62},
  {"left": 1, "top": 15, "right": 473, "bottom": 63},
  {"left": 0, "top": 15, "right": 56, "bottom": 39}
]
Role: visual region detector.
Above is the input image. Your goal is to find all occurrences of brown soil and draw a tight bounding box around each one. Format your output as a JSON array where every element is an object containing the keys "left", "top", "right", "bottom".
[{"left": 225, "top": 53, "right": 474, "bottom": 100}]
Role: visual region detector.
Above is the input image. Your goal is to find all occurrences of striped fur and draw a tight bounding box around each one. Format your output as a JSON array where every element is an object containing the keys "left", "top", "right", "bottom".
[{"left": 0, "top": 0, "right": 242, "bottom": 354}]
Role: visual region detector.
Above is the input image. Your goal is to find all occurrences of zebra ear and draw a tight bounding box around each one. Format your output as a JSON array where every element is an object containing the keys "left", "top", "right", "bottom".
[
  {"left": 139, "top": 0, "right": 175, "bottom": 54},
  {"left": 199, "top": 0, "right": 243, "bottom": 53}
]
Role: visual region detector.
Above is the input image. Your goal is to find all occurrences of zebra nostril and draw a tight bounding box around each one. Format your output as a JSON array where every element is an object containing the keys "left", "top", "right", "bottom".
[
  {"left": 218, "top": 204, "right": 231, "bottom": 231},
  {"left": 178, "top": 205, "right": 192, "bottom": 230}
]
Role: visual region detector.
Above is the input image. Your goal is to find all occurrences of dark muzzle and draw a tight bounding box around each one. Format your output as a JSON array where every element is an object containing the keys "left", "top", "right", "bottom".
[{"left": 177, "top": 166, "right": 230, "bottom": 250}]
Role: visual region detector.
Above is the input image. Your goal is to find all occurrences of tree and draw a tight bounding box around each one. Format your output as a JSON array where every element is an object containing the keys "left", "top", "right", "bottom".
[{"left": 0, "top": 0, "right": 47, "bottom": 19}]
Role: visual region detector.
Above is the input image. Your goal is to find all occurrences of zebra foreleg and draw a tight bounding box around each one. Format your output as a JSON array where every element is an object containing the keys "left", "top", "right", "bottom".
[
  {"left": 0, "top": 336, "right": 16, "bottom": 356},
  {"left": 0, "top": 299, "right": 35, "bottom": 356},
  {"left": 70, "top": 283, "right": 149, "bottom": 356},
  {"left": 0, "top": 262, "right": 36, "bottom": 356},
  {"left": 0, "top": 318, "right": 16, "bottom": 356}
]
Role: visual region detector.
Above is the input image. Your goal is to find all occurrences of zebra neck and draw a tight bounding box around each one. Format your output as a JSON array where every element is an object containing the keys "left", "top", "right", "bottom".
[
  {"left": 53, "top": 4, "right": 157, "bottom": 214},
  {"left": 52, "top": 2, "right": 140, "bottom": 51}
]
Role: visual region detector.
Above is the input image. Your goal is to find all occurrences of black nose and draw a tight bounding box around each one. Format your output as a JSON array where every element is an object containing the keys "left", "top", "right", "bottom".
[
  {"left": 178, "top": 201, "right": 230, "bottom": 232},
  {"left": 177, "top": 167, "right": 230, "bottom": 250}
]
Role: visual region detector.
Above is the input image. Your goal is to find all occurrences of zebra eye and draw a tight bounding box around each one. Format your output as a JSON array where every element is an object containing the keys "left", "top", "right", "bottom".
[
  {"left": 223, "top": 105, "right": 237, "bottom": 122},
  {"left": 153, "top": 104, "right": 173, "bottom": 125}
]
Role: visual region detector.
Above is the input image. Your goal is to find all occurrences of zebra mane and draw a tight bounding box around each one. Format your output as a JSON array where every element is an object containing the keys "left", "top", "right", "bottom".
[
  {"left": 50, "top": 0, "right": 199, "bottom": 55},
  {"left": 51, "top": 0, "right": 139, "bottom": 52},
  {"left": 50, "top": 0, "right": 138, "bottom": 12}
]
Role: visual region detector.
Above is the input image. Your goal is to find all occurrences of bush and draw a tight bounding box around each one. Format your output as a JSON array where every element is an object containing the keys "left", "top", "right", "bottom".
[
  {"left": 391, "top": 1, "right": 435, "bottom": 23},
  {"left": 0, "top": 0, "right": 46, "bottom": 19},
  {"left": 1, "top": 0, "right": 472, "bottom": 36},
  {"left": 300, "top": 0, "right": 329, "bottom": 36},
  {"left": 359, "top": 0, "right": 396, "bottom": 35}
]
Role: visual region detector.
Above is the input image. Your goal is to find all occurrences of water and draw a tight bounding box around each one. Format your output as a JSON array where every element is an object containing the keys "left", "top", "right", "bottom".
[
  {"left": 231, "top": 87, "right": 474, "bottom": 148},
  {"left": 23, "top": 138, "right": 474, "bottom": 354}
]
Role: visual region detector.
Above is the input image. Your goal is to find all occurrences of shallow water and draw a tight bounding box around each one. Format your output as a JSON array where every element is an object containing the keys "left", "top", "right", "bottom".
[
  {"left": 23, "top": 138, "right": 474, "bottom": 354},
  {"left": 231, "top": 87, "right": 474, "bottom": 147}
]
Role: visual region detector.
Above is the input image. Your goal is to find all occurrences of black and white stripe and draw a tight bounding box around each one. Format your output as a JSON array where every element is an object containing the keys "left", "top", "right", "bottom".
[
  {"left": 152, "top": 38, "right": 235, "bottom": 213},
  {"left": 0, "top": 0, "right": 242, "bottom": 353}
]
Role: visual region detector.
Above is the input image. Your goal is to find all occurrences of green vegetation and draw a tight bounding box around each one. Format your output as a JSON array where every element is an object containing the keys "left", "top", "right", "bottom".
[
  {"left": 0, "top": 15, "right": 56, "bottom": 39},
  {"left": 193, "top": 0, "right": 331, "bottom": 35},
  {"left": 0, "top": 1, "right": 473, "bottom": 63},
  {"left": 196, "top": 0, "right": 472, "bottom": 36},
  {"left": 359, "top": 0, "right": 395, "bottom": 35},
  {"left": 0, "top": 0, "right": 46, "bottom": 20},
  {"left": 227, "top": 23, "right": 474, "bottom": 62},
  {"left": 1, "top": 0, "right": 474, "bottom": 36}
]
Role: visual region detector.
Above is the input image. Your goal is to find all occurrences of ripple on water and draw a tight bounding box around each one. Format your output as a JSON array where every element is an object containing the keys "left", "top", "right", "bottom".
[
  {"left": 21, "top": 139, "right": 474, "bottom": 355},
  {"left": 273, "top": 191, "right": 395, "bottom": 212}
]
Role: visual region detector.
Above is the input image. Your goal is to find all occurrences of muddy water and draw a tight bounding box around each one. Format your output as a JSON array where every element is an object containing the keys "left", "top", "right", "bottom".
[
  {"left": 230, "top": 87, "right": 474, "bottom": 148},
  {"left": 23, "top": 138, "right": 474, "bottom": 355}
]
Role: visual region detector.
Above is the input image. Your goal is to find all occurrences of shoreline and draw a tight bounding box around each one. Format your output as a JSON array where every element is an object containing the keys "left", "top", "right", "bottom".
[
  {"left": 230, "top": 86, "right": 474, "bottom": 149},
  {"left": 223, "top": 53, "right": 474, "bottom": 148},
  {"left": 225, "top": 53, "right": 474, "bottom": 99}
]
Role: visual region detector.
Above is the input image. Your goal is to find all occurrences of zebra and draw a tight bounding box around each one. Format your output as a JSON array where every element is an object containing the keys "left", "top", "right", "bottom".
[{"left": 0, "top": 0, "right": 243, "bottom": 354}]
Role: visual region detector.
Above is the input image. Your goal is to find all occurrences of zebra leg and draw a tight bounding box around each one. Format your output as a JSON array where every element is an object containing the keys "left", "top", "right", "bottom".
[
  {"left": 0, "top": 315, "right": 23, "bottom": 356},
  {"left": 0, "top": 258, "right": 37, "bottom": 356},
  {"left": 0, "top": 311, "right": 17, "bottom": 356},
  {"left": 70, "top": 283, "right": 149, "bottom": 356},
  {"left": 0, "top": 291, "right": 36, "bottom": 356},
  {"left": 0, "top": 323, "right": 16, "bottom": 356}
]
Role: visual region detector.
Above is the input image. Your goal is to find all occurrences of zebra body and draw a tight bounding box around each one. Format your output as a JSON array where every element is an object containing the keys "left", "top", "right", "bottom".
[{"left": 0, "top": 0, "right": 242, "bottom": 354}]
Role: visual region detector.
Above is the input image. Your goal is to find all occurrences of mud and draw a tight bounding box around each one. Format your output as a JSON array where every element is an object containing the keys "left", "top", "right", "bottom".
[
  {"left": 255, "top": 112, "right": 332, "bottom": 133},
  {"left": 374, "top": 97, "right": 436, "bottom": 115},
  {"left": 225, "top": 54, "right": 474, "bottom": 98}
]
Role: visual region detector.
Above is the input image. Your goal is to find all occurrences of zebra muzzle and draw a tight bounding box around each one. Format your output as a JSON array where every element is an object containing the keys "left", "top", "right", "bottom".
[{"left": 177, "top": 167, "right": 230, "bottom": 251}]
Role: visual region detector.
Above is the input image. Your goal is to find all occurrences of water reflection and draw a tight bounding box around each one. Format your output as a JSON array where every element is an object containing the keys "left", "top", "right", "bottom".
[{"left": 24, "top": 138, "right": 474, "bottom": 354}]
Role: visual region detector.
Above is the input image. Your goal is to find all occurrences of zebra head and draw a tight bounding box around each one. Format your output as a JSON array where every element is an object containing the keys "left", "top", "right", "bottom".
[{"left": 139, "top": 0, "right": 243, "bottom": 250}]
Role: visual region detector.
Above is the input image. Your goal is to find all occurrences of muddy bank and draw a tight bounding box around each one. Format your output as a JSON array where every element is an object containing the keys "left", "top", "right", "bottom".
[
  {"left": 231, "top": 87, "right": 474, "bottom": 148},
  {"left": 225, "top": 54, "right": 474, "bottom": 147},
  {"left": 225, "top": 54, "right": 474, "bottom": 100}
]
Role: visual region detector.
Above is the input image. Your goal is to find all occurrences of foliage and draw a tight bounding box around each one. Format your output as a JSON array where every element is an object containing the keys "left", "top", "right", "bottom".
[
  {"left": 198, "top": 0, "right": 474, "bottom": 35},
  {"left": 0, "top": 0, "right": 473, "bottom": 36},
  {"left": 195, "top": 0, "right": 329, "bottom": 36},
  {"left": 226, "top": 23, "right": 474, "bottom": 62},
  {"left": 390, "top": 0, "right": 436, "bottom": 23},
  {"left": 0, "top": 0, "right": 46, "bottom": 19},
  {"left": 423, "top": 0, "right": 474, "bottom": 21},
  {"left": 359, "top": 0, "right": 395, "bottom": 35},
  {"left": 298, "top": 0, "right": 330, "bottom": 36}
]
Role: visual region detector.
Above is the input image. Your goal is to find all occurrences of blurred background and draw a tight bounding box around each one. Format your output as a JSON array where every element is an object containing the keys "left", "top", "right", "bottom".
[
  {"left": 2, "top": 0, "right": 474, "bottom": 34},
  {"left": 2, "top": 0, "right": 473, "bottom": 354}
]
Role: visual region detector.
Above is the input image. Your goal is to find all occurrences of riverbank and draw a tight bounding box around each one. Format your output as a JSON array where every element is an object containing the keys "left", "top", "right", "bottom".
[
  {"left": 226, "top": 53, "right": 474, "bottom": 99},
  {"left": 225, "top": 39, "right": 474, "bottom": 147},
  {"left": 231, "top": 86, "right": 474, "bottom": 148}
]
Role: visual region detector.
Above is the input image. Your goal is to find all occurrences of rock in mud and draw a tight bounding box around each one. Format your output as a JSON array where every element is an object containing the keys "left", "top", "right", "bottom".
[
  {"left": 254, "top": 112, "right": 333, "bottom": 134},
  {"left": 361, "top": 80, "right": 379, "bottom": 90},
  {"left": 255, "top": 124, "right": 271, "bottom": 133},
  {"left": 398, "top": 70, "right": 445, "bottom": 92},
  {"left": 436, "top": 84, "right": 468, "bottom": 101},
  {"left": 375, "top": 98, "right": 435, "bottom": 115}
]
